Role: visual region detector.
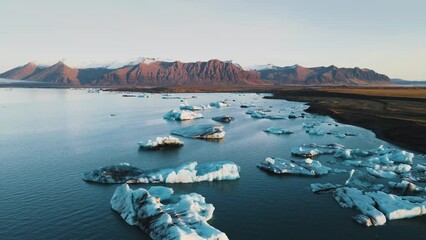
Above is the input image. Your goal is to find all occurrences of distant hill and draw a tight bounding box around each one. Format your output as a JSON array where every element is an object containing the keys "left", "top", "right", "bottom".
[
  {"left": 391, "top": 79, "right": 426, "bottom": 86},
  {"left": 258, "top": 65, "right": 391, "bottom": 86},
  {"left": 0, "top": 59, "right": 392, "bottom": 87}
]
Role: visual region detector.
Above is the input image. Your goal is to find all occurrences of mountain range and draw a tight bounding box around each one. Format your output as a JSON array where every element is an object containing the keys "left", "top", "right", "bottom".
[{"left": 0, "top": 58, "right": 391, "bottom": 86}]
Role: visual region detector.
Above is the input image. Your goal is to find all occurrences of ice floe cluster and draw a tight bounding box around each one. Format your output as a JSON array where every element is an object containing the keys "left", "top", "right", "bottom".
[
  {"left": 83, "top": 161, "right": 240, "bottom": 184},
  {"left": 245, "top": 108, "right": 286, "bottom": 119},
  {"left": 258, "top": 157, "right": 331, "bottom": 176},
  {"left": 111, "top": 184, "right": 229, "bottom": 240},
  {"left": 171, "top": 124, "right": 225, "bottom": 139},
  {"left": 138, "top": 136, "right": 184, "bottom": 150},
  {"left": 163, "top": 109, "right": 203, "bottom": 121}
]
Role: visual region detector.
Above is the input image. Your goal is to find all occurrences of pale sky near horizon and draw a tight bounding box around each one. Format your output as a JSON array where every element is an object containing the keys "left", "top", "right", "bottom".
[{"left": 0, "top": 0, "right": 425, "bottom": 80}]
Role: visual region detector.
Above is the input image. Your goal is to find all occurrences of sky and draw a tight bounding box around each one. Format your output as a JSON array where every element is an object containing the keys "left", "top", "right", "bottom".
[{"left": 0, "top": 0, "right": 425, "bottom": 80}]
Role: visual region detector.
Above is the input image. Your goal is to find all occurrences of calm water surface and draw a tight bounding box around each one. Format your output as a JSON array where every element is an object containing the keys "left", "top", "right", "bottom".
[{"left": 0, "top": 88, "right": 425, "bottom": 240}]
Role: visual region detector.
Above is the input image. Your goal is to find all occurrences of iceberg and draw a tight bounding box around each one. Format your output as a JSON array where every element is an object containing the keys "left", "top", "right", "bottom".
[
  {"left": 212, "top": 115, "right": 234, "bottom": 123},
  {"left": 179, "top": 101, "right": 202, "bottom": 111},
  {"left": 210, "top": 101, "right": 230, "bottom": 108},
  {"left": 171, "top": 124, "right": 225, "bottom": 139},
  {"left": 264, "top": 127, "right": 293, "bottom": 135},
  {"left": 111, "top": 184, "right": 229, "bottom": 240},
  {"left": 248, "top": 110, "right": 286, "bottom": 119},
  {"left": 366, "top": 167, "right": 398, "bottom": 179},
  {"left": 388, "top": 180, "right": 425, "bottom": 193},
  {"left": 333, "top": 187, "right": 387, "bottom": 226},
  {"left": 163, "top": 109, "right": 203, "bottom": 121},
  {"left": 333, "top": 148, "right": 373, "bottom": 159},
  {"left": 367, "top": 191, "right": 426, "bottom": 220},
  {"left": 257, "top": 157, "right": 330, "bottom": 176},
  {"left": 138, "top": 136, "right": 184, "bottom": 150},
  {"left": 291, "top": 143, "right": 344, "bottom": 158},
  {"left": 83, "top": 161, "right": 240, "bottom": 184}
]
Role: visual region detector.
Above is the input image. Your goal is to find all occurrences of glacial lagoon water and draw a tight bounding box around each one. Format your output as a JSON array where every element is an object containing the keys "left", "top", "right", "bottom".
[{"left": 0, "top": 88, "right": 425, "bottom": 240}]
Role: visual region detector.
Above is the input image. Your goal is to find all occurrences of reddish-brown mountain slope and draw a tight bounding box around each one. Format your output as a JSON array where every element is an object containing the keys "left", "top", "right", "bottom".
[
  {"left": 95, "top": 60, "right": 261, "bottom": 86},
  {"left": 26, "top": 61, "right": 80, "bottom": 86},
  {"left": 0, "top": 62, "right": 46, "bottom": 80},
  {"left": 259, "top": 65, "right": 390, "bottom": 85}
]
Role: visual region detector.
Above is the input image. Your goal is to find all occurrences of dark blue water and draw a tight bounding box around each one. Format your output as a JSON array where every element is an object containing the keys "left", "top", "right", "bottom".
[{"left": 0, "top": 88, "right": 424, "bottom": 240}]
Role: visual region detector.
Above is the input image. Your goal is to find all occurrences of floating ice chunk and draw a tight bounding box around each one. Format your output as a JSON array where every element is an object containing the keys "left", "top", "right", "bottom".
[
  {"left": 212, "top": 115, "right": 234, "bottom": 123},
  {"left": 179, "top": 104, "right": 202, "bottom": 111},
  {"left": 83, "top": 161, "right": 240, "bottom": 184},
  {"left": 303, "top": 122, "right": 320, "bottom": 129},
  {"left": 333, "top": 187, "right": 387, "bottom": 226},
  {"left": 138, "top": 136, "right": 184, "bottom": 150},
  {"left": 415, "top": 164, "right": 426, "bottom": 172},
  {"left": 201, "top": 104, "right": 213, "bottom": 110},
  {"left": 311, "top": 183, "right": 343, "bottom": 193},
  {"left": 371, "top": 164, "right": 412, "bottom": 174},
  {"left": 245, "top": 108, "right": 286, "bottom": 119},
  {"left": 334, "top": 148, "right": 372, "bottom": 159},
  {"left": 163, "top": 109, "right": 203, "bottom": 121},
  {"left": 171, "top": 124, "right": 225, "bottom": 139},
  {"left": 305, "top": 127, "right": 325, "bottom": 136},
  {"left": 388, "top": 180, "right": 425, "bottom": 193},
  {"left": 257, "top": 157, "right": 330, "bottom": 176},
  {"left": 366, "top": 167, "right": 398, "bottom": 179},
  {"left": 345, "top": 169, "right": 376, "bottom": 191},
  {"left": 291, "top": 143, "right": 344, "bottom": 158},
  {"left": 210, "top": 101, "right": 230, "bottom": 108},
  {"left": 369, "top": 146, "right": 414, "bottom": 165},
  {"left": 367, "top": 191, "right": 426, "bottom": 220},
  {"left": 264, "top": 127, "right": 293, "bottom": 135},
  {"left": 343, "top": 160, "right": 369, "bottom": 167},
  {"left": 111, "top": 184, "right": 229, "bottom": 240}
]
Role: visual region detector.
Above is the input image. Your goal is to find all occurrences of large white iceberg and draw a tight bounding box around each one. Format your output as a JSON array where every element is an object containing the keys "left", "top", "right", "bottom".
[
  {"left": 111, "top": 184, "right": 229, "bottom": 240},
  {"left": 163, "top": 109, "right": 203, "bottom": 121},
  {"left": 138, "top": 136, "right": 184, "bottom": 150},
  {"left": 171, "top": 124, "right": 225, "bottom": 139},
  {"left": 257, "top": 157, "right": 330, "bottom": 176},
  {"left": 83, "top": 161, "right": 240, "bottom": 184}
]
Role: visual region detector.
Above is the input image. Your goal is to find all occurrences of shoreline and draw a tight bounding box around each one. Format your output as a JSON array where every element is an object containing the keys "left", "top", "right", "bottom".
[{"left": 266, "top": 88, "right": 426, "bottom": 154}]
